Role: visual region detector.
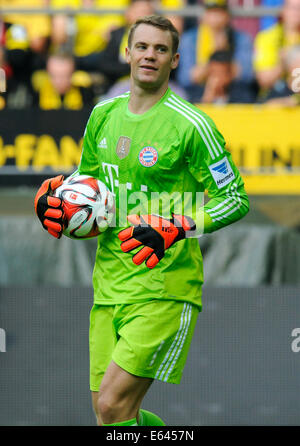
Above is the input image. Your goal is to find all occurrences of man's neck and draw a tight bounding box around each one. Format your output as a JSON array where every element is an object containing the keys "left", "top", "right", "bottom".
[
  {"left": 283, "top": 23, "right": 300, "bottom": 35},
  {"left": 128, "top": 83, "right": 169, "bottom": 115}
]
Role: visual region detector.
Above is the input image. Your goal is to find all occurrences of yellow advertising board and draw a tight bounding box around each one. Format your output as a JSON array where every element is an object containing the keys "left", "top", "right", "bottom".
[
  {"left": 198, "top": 105, "right": 300, "bottom": 194},
  {"left": 0, "top": 107, "right": 299, "bottom": 193}
]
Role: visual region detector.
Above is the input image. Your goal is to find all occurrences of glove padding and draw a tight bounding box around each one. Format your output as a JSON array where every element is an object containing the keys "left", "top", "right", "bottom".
[
  {"left": 34, "top": 175, "right": 64, "bottom": 239},
  {"left": 118, "top": 214, "right": 196, "bottom": 269}
]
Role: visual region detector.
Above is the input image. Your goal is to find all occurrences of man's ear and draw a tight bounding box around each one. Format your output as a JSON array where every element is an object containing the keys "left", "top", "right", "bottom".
[
  {"left": 171, "top": 52, "right": 180, "bottom": 70},
  {"left": 125, "top": 47, "right": 131, "bottom": 64}
]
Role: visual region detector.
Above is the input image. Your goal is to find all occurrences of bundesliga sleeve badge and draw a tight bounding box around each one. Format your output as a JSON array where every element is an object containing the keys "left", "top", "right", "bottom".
[
  {"left": 209, "top": 156, "right": 235, "bottom": 189},
  {"left": 139, "top": 147, "right": 158, "bottom": 167}
]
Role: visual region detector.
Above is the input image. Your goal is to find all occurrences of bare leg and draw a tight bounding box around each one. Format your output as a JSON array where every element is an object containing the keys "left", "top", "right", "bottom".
[{"left": 91, "top": 360, "right": 153, "bottom": 425}]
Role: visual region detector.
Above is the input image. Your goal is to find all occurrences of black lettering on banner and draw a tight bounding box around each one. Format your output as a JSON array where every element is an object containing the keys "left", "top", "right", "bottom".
[{"left": 0, "top": 109, "right": 91, "bottom": 186}]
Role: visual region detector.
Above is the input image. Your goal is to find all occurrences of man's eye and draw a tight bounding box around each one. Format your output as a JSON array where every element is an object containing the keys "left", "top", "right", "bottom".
[{"left": 158, "top": 47, "right": 167, "bottom": 53}]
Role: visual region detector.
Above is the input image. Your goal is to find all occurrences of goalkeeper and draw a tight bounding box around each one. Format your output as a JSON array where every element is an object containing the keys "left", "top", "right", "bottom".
[{"left": 34, "top": 15, "right": 249, "bottom": 426}]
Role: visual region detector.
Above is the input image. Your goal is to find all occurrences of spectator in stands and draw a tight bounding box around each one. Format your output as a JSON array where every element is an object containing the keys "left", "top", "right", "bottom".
[
  {"left": 176, "top": 0, "right": 255, "bottom": 102},
  {"left": 158, "top": 0, "right": 186, "bottom": 35},
  {"left": 230, "top": 0, "right": 260, "bottom": 39},
  {"left": 0, "top": 18, "right": 7, "bottom": 109},
  {"left": 201, "top": 49, "right": 256, "bottom": 103},
  {"left": 254, "top": 0, "right": 300, "bottom": 99},
  {"left": 50, "top": 0, "right": 184, "bottom": 67},
  {"left": 260, "top": 0, "right": 283, "bottom": 31},
  {"left": 50, "top": 0, "right": 129, "bottom": 59},
  {"left": 31, "top": 52, "right": 94, "bottom": 109},
  {"left": 184, "top": 0, "right": 199, "bottom": 31},
  {"left": 2, "top": 0, "right": 51, "bottom": 55},
  {"left": 263, "top": 44, "right": 300, "bottom": 105},
  {"left": 77, "top": 0, "right": 155, "bottom": 81},
  {"left": 1, "top": 0, "right": 51, "bottom": 107}
]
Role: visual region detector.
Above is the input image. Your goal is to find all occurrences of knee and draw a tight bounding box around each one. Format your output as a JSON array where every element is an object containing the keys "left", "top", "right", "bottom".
[
  {"left": 97, "top": 393, "right": 124, "bottom": 424},
  {"left": 91, "top": 392, "right": 102, "bottom": 426}
]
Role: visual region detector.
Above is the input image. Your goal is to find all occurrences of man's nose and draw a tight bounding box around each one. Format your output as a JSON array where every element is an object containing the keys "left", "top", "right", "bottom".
[{"left": 144, "top": 47, "right": 156, "bottom": 59}]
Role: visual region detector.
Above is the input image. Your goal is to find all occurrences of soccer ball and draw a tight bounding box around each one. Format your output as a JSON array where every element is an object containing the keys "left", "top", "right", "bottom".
[{"left": 54, "top": 174, "right": 115, "bottom": 239}]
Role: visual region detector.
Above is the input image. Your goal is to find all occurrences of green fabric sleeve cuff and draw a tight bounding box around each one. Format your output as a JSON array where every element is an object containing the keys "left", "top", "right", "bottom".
[
  {"left": 103, "top": 417, "right": 138, "bottom": 426},
  {"left": 185, "top": 210, "right": 214, "bottom": 238}
]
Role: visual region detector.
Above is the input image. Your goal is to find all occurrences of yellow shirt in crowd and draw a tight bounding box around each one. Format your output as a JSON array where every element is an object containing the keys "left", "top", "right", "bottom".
[
  {"left": 1, "top": 0, "right": 183, "bottom": 55},
  {"left": 50, "top": 0, "right": 128, "bottom": 56},
  {"left": 1, "top": 0, "right": 51, "bottom": 48},
  {"left": 50, "top": 0, "right": 183, "bottom": 57},
  {"left": 31, "top": 69, "right": 92, "bottom": 109},
  {"left": 254, "top": 22, "right": 300, "bottom": 72}
]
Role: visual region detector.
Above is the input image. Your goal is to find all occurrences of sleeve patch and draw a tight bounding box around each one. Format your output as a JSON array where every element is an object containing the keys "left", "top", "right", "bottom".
[{"left": 208, "top": 156, "right": 236, "bottom": 189}]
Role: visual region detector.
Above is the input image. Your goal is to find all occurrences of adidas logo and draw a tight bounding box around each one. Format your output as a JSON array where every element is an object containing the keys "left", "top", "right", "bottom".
[
  {"left": 212, "top": 161, "right": 228, "bottom": 175},
  {"left": 98, "top": 138, "right": 107, "bottom": 149}
]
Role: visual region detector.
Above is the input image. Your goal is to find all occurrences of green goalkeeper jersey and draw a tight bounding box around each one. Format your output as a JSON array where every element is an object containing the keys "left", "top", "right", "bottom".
[{"left": 78, "top": 88, "right": 249, "bottom": 310}]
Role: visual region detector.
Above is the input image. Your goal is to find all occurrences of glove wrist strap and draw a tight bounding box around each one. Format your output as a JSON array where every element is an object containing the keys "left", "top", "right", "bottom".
[{"left": 172, "top": 214, "right": 196, "bottom": 233}]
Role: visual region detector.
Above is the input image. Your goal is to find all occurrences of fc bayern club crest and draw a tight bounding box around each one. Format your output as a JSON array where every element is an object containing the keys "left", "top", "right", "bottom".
[{"left": 139, "top": 147, "right": 158, "bottom": 167}]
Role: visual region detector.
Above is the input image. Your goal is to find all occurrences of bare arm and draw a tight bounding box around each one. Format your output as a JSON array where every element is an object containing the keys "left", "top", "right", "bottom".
[{"left": 255, "top": 65, "right": 284, "bottom": 90}]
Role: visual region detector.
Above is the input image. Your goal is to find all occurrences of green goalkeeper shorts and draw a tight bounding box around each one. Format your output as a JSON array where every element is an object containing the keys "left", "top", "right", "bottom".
[{"left": 89, "top": 300, "right": 199, "bottom": 391}]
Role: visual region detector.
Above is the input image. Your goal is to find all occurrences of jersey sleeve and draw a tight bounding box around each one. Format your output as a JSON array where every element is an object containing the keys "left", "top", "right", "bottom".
[
  {"left": 77, "top": 108, "right": 100, "bottom": 178},
  {"left": 185, "top": 111, "right": 249, "bottom": 235}
]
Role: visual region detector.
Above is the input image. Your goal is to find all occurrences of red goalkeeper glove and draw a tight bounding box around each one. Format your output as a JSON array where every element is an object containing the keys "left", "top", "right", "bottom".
[
  {"left": 34, "top": 175, "right": 64, "bottom": 239},
  {"left": 118, "top": 214, "right": 196, "bottom": 269}
]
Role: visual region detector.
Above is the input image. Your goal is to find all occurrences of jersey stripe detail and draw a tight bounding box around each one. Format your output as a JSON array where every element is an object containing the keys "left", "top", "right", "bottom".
[
  {"left": 163, "top": 304, "right": 193, "bottom": 382},
  {"left": 207, "top": 200, "right": 237, "bottom": 217},
  {"left": 167, "top": 96, "right": 221, "bottom": 158},
  {"left": 93, "top": 92, "right": 130, "bottom": 110},
  {"left": 164, "top": 102, "right": 216, "bottom": 160},
  {"left": 229, "top": 182, "right": 242, "bottom": 205},
  {"left": 166, "top": 98, "right": 219, "bottom": 159},
  {"left": 212, "top": 203, "right": 242, "bottom": 222},
  {"left": 169, "top": 94, "right": 224, "bottom": 157},
  {"left": 155, "top": 303, "right": 192, "bottom": 382},
  {"left": 94, "top": 99, "right": 116, "bottom": 109},
  {"left": 155, "top": 303, "right": 188, "bottom": 381},
  {"left": 206, "top": 184, "right": 242, "bottom": 221},
  {"left": 149, "top": 340, "right": 165, "bottom": 367},
  {"left": 205, "top": 197, "right": 233, "bottom": 214}
]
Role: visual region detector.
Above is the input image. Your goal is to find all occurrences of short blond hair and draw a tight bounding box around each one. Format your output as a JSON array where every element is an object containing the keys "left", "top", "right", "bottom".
[{"left": 128, "top": 15, "right": 180, "bottom": 55}]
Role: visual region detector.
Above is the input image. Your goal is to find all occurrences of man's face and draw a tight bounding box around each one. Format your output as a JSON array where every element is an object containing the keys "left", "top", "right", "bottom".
[
  {"left": 283, "top": 0, "right": 300, "bottom": 29},
  {"left": 47, "top": 57, "right": 74, "bottom": 95},
  {"left": 125, "top": 1, "right": 155, "bottom": 26},
  {"left": 125, "top": 24, "right": 179, "bottom": 90},
  {"left": 208, "top": 60, "right": 233, "bottom": 90},
  {"left": 203, "top": 8, "right": 230, "bottom": 30}
]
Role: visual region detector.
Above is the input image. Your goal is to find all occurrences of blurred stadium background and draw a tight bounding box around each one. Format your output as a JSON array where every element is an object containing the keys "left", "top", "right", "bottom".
[{"left": 1, "top": 0, "right": 300, "bottom": 426}]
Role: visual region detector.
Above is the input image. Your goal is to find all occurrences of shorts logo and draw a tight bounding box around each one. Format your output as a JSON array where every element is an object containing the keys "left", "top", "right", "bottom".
[
  {"left": 139, "top": 147, "right": 158, "bottom": 167},
  {"left": 209, "top": 156, "right": 235, "bottom": 189}
]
